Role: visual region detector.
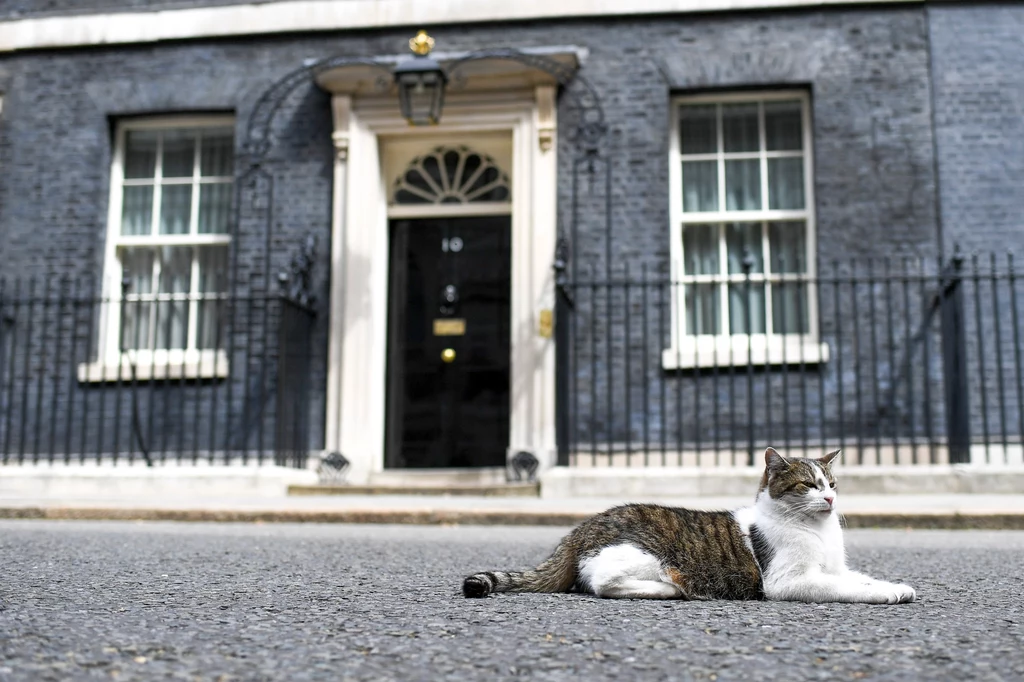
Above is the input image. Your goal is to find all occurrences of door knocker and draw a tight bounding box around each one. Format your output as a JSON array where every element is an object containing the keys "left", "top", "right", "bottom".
[{"left": 440, "top": 284, "right": 459, "bottom": 315}]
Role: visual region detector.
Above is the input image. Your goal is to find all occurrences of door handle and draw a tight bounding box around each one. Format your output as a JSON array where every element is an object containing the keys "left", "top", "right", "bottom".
[{"left": 441, "top": 348, "right": 456, "bottom": 363}]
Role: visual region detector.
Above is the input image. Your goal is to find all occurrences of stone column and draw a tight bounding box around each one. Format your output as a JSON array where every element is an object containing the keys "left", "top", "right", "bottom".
[{"left": 324, "top": 94, "right": 351, "bottom": 455}]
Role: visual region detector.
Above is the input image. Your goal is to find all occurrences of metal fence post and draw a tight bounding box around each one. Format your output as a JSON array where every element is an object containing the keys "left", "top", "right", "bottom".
[
  {"left": 274, "top": 276, "right": 291, "bottom": 467},
  {"left": 554, "top": 238, "right": 571, "bottom": 467},
  {"left": 742, "top": 250, "right": 755, "bottom": 466},
  {"left": 940, "top": 250, "right": 971, "bottom": 464}
]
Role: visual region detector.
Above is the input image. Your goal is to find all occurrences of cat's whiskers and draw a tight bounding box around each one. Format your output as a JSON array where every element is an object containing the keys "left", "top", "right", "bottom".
[{"left": 766, "top": 502, "right": 816, "bottom": 524}]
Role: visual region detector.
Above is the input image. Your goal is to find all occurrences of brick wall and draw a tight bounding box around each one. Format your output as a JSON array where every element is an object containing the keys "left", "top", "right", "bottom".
[
  {"left": 928, "top": 4, "right": 1024, "bottom": 454},
  {"left": 929, "top": 4, "right": 1024, "bottom": 257}
]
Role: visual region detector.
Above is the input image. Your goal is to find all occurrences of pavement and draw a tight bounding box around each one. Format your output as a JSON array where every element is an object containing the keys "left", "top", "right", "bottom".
[
  {"left": 2, "top": 490, "right": 1024, "bottom": 528},
  {"left": 1, "top": 521, "right": 1022, "bottom": 681}
]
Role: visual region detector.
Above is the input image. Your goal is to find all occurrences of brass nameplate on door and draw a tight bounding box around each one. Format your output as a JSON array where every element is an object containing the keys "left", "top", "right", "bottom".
[
  {"left": 538, "top": 309, "right": 553, "bottom": 338},
  {"left": 433, "top": 318, "right": 466, "bottom": 336}
]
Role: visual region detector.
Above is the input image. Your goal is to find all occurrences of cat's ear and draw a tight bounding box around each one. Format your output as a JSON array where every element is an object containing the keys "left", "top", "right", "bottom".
[
  {"left": 764, "top": 447, "right": 791, "bottom": 472},
  {"left": 818, "top": 449, "right": 842, "bottom": 467}
]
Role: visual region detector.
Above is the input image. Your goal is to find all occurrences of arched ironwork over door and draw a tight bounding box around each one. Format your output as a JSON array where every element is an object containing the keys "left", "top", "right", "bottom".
[{"left": 234, "top": 43, "right": 611, "bottom": 470}]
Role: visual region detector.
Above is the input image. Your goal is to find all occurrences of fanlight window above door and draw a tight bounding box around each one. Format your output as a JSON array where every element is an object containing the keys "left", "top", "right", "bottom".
[{"left": 392, "top": 145, "right": 511, "bottom": 205}]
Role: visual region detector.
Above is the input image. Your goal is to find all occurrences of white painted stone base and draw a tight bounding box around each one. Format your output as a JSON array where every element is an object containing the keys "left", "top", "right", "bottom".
[
  {"left": 0, "top": 463, "right": 318, "bottom": 499},
  {"left": 540, "top": 465, "right": 1024, "bottom": 498}
]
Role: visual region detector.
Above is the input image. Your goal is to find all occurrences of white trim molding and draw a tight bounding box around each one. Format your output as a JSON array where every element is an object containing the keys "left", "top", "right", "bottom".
[
  {"left": 536, "top": 85, "right": 556, "bottom": 152},
  {"left": 0, "top": 0, "right": 922, "bottom": 53},
  {"left": 323, "top": 87, "right": 558, "bottom": 482}
]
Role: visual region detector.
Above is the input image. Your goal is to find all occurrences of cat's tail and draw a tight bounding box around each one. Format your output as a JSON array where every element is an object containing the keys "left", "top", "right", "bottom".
[{"left": 462, "top": 542, "right": 577, "bottom": 598}]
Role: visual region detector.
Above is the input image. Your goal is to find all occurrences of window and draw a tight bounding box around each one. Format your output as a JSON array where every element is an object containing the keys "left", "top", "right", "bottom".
[
  {"left": 666, "top": 91, "right": 826, "bottom": 368},
  {"left": 391, "top": 145, "right": 511, "bottom": 205},
  {"left": 89, "top": 117, "right": 234, "bottom": 380}
]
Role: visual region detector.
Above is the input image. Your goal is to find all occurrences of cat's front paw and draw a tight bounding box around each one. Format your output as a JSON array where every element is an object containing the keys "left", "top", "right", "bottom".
[{"left": 882, "top": 582, "right": 916, "bottom": 604}]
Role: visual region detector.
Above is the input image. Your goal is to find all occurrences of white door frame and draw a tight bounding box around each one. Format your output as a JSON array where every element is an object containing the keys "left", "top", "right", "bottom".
[{"left": 324, "top": 88, "right": 558, "bottom": 482}]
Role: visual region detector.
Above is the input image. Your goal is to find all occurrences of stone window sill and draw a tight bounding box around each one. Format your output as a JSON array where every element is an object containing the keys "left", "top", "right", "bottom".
[
  {"left": 77, "top": 352, "right": 229, "bottom": 383},
  {"left": 661, "top": 337, "right": 830, "bottom": 370}
]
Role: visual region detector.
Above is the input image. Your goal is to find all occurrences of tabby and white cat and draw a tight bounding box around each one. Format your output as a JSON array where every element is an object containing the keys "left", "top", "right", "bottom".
[{"left": 463, "top": 447, "right": 916, "bottom": 604}]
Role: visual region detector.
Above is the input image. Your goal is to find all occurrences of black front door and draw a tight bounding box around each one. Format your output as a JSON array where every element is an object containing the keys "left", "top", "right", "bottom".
[{"left": 385, "top": 216, "right": 511, "bottom": 468}]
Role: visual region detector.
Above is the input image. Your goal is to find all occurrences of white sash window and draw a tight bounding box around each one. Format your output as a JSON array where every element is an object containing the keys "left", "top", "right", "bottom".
[
  {"left": 666, "top": 92, "right": 827, "bottom": 368},
  {"left": 87, "top": 116, "right": 234, "bottom": 381}
]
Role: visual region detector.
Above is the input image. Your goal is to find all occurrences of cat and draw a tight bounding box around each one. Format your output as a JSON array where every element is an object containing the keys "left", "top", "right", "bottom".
[{"left": 463, "top": 447, "right": 916, "bottom": 604}]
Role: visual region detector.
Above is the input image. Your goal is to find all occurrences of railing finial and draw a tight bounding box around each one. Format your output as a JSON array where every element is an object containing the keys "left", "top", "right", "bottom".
[
  {"left": 741, "top": 247, "right": 755, "bottom": 275},
  {"left": 951, "top": 242, "right": 965, "bottom": 271}
]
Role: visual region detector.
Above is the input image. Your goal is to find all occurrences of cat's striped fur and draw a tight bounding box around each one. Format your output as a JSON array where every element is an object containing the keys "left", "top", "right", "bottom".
[
  {"left": 463, "top": 505, "right": 764, "bottom": 600},
  {"left": 463, "top": 447, "right": 917, "bottom": 604}
]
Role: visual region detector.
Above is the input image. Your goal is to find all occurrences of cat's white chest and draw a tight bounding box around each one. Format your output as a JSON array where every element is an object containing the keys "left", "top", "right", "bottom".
[
  {"left": 775, "top": 520, "right": 852, "bottom": 590},
  {"left": 818, "top": 522, "right": 846, "bottom": 574},
  {"left": 735, "top": 504, "right": 849, "bottom": 580}
]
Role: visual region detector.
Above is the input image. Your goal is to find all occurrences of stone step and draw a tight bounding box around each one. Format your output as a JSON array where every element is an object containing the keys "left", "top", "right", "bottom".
[
  {"left": 365, "top": 467, "right": 511, "bottom": 486},
  {"left": 288, "top": 482, "right": 540, "bottom": 497}
]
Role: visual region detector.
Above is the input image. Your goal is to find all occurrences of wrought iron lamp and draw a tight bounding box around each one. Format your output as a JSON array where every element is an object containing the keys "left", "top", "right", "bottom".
[{"left": 394, "top": 30, "right": 448, "bottom": 126}]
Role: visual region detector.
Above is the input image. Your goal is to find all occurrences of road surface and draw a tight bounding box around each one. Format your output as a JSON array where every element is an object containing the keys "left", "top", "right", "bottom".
[{"left": 1, "top": 521, "right": 1021, "bottom": 680}]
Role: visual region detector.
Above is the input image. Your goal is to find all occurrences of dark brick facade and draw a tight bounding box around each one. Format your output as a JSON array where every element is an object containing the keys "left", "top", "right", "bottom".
[
  {"left": 929, "top": 4, "right": 1024, "bottom": 256},
  {"left": 0, "top": 7, "right": 943, "bottom": 277},
  {"left": 927, "top": 4, "right": 1024, "bottom": 453},
  {"left": 0, "top": 3, "right": 1019, "bottom": 461}
]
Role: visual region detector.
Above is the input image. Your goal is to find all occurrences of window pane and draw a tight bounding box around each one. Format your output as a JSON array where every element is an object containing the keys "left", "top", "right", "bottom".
[
  {"left": 122, "top": 296, "right": 155, "bottom": 351},
  {"left": 679, "top": 105, "right": 717, "bottom": 155},
  {"left": 443, "top": 149, "right": 461, "bottom": 182},
  {"left": 155, "top": 246, "right": 192, "bottom": 350},
  {"left": 728, "top": 283, "right": 766, "bottom": 334},
  {"left": 152, "top": 296, "right": 188, "bottom": 351},
  {"left": 422, "top": 154, "right": 444, "bottom": 189},
  {"left": 682, "top": 161, "right": 718, "bottom": 212},
  {"left": 464, "top": 166, "right": 508, "bottom": 202},
  {"left": 200, "top": 129, "right": 234, "bottom": 177},
  {"left": 120, "top": 247, "right": 154, "bottom": 350},
  {"left": 198, "top": 246, "right": 228, "bottom": 293},
  {"left": 726, "top": 222, "right": 764, "bottom": 274},
  {"left": 765, "top": 100, "right": 803, "bottom": 151},
  {"left": 197, "top": 246, "right": 228, "bottom": 350},
  {"left": 158, "top": 246, "right": 192, "bottom": 294},
  {"left": 120, "top": 247, "right": 154, "bottom": 295},
  {"left": 685, "top": 284, "right": 720, "bottom": 335},
  {"left": 121, "top": 186, "right": 154, "bottom": 236},
  {"left": 162, "top": 131, "right": 196, "bottom": 178},
  {"left": 682, "top": 224, "right": 719, "bottom": 275},
  {"left": 772, "top": 281, "right": 809, "bottom": 334},
  {"left": 769, "top": 221, "right": 807, "bottom": 273},
  {"left": 124, "top": 131, "right": 158, "bottom": 179},
  {"left": 725, "top": 160, "right": 761, "bottom": 211},
  {"left": 461, "top": 154, "right": 481, "bottom": 190},
  {"left": 198, "top": 183, "right": 232, "bottom": 234},
  {"left": 722, "top": 103, "right": 759, "bottom": 153},
  {"left": 159, "top": 185, "right": 193, "bottom": 235},
  {"left": 768, "top": 158, "right": 805, "bottom": 210}
]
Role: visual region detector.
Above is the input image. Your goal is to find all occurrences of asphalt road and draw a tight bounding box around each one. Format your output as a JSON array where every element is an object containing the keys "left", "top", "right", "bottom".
[{"left": 1, "top": 521, "right": 1022, "bottom": 681}]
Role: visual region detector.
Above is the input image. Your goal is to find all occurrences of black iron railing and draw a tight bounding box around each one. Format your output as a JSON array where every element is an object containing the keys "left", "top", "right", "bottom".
[
  {"left": 0, "top": 277, "right": 315, "bottom": 467},
  {"left": 556, "top": 253, "right": 1024, "bottom": 467}
]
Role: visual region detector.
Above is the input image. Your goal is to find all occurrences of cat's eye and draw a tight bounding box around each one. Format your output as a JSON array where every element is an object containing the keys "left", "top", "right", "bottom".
[{"left": 828, "top": 482, "right": 837, "bottom": 489}]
